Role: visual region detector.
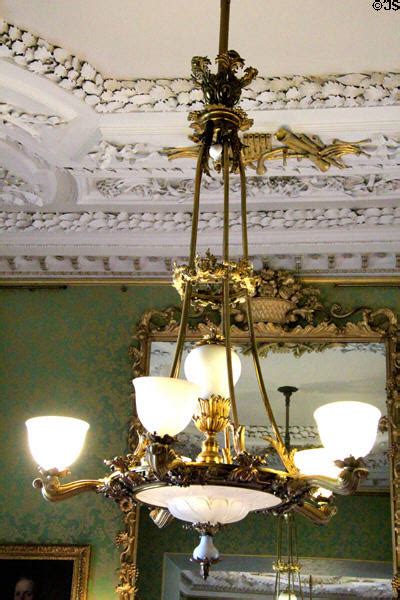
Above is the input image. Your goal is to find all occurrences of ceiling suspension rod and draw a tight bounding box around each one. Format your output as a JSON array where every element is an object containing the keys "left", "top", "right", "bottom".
[{"left": 218, "top": 0, "right": 231, "bottom": 57}]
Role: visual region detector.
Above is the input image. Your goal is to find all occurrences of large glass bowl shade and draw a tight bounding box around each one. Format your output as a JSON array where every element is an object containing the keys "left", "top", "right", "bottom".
[
  {"left": 26, "top": 416, "right": 89, "bottom": 471},
  {"left": 136, "top": 485, "right": 281, "bottom": 524},
  {"left": 184, "top": 343, "right": 241, "bottom": 399},
  {"left": 314, "top": 401, "right": 381, "bottom": 460},
  {"left": 133, "top": 376, "right": 200, "bottom": 437}
]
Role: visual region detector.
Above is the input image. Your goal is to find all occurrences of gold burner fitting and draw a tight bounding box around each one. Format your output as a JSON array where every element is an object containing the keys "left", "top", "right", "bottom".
[{"left": 193, "top": 395, "right": 231, "bottom": 464}]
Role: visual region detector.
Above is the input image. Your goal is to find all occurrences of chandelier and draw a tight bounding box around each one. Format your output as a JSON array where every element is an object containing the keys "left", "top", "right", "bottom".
[{"left": 26, "top": 0, "right": 381, "bottom": 585}]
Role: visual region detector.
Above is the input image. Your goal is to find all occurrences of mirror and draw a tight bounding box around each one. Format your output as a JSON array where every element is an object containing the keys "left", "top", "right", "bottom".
[
  {"left": 149, "top": 340, "right": 388, "bottom": 492},
  {"left": 125, "top": 270, "right": 399, "bottom": 599},
  {"left": 147, "top": 340, "right": 391, "bottom": 598}
]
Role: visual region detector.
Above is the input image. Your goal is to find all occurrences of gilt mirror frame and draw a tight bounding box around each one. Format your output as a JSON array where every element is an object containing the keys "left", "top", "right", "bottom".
[{"left": 119, "top": 267, "right": 400, "bottom": 600}]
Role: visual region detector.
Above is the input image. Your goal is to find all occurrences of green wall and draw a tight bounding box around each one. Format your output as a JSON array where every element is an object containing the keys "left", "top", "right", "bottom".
[
  {"left": 0, "top": 284, "right": 176, "bottom": 600},
  {"left": 0, "top": 283, "right": 397, "bottom": 599}
]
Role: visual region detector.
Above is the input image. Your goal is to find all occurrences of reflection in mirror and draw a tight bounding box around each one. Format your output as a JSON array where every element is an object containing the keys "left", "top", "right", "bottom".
[
  {"left": 149, "top": 341, "right": 388, "bottom": 491},
  {"left": 149, "top": 341, "right": 390, "bottom": 599},
  {"left": 162, "top": 554, "right": 392, "bottom": 599}
]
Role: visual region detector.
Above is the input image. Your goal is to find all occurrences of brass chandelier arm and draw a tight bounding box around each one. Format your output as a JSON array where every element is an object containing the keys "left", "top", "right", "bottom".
[
  {"left": 295, "top": 469, "right": 368, "bottom": 496},
  {"left": 169, "top": 144, "right": 205, "bottom": 379},
  {"left": 238, "top": 154, "right": 284, "bottom": 446},
  {"left": 169, "top": 280, "right": 193, "bottom": 378},
  {"left": 222, "top": 141, "right": 230, "bottom": 262},
  {"left": 33, "top": 475, "right": 103, "bottom": 502},
  {"left": 239, "top": 160, "right": 249, "bottom": 261},
  {"left": 245, "top": 294, "right": 284, "bottom": 447},
  {"left": 222, "top": 140, "right": 239, "bottom": 427},
  {"left": 188, "top": 144, "right": 206, "bottom": 268}
]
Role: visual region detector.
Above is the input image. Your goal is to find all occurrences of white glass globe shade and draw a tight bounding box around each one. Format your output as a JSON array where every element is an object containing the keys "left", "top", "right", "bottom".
[
  {"left": 314, "top": 401, "right": 381, "bottom": 460},
  {"left": 279, "top": 593, "right": 297, "bottom": 600},
  {"left": 136, "top": 484, "right": 281, "bottom": 524},
  {"left": 209, "top": 143, "right": 223, "bottom": 160},
  {"left": 133, "top": 376, "right": 200, "bottom": 437},
  {"left": 184, "top": 344, "right": 241, "bottom": 399},
  {"left": 193, "top": 534, "right": 219, "bottom": 562},
  {"left": 26, "top": 416, "right": 89, "bottom": 471}
]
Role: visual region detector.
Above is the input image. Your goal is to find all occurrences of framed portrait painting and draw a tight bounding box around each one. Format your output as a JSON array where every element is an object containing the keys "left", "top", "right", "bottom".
[{"left": 0, "top": 545, "right": 90, "bottom": 600}]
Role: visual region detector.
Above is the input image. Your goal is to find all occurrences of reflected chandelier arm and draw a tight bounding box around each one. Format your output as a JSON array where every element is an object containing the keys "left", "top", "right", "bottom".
[
  {"left": 295, "top": 461, "right": 369, "bottom": 496},
  {"left": 294, "top": 500, "right": 338, "bottom": 526}
]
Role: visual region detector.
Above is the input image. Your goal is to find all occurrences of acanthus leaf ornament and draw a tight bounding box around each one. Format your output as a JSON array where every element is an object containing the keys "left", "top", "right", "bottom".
[{"left": 191, "top": 51, "right": 258, "bottom": 108}]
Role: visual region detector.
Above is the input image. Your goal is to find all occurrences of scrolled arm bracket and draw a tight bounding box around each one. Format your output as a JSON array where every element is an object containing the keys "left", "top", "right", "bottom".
[
  {"left": 295, "top": 456, "right": 369, "bottom": 497},
  {"left": 33, "top": 468, "right": 103, "bottom": 502}
]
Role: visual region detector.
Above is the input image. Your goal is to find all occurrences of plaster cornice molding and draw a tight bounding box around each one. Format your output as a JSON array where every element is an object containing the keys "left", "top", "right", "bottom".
[
  {"left": 1, "top": 206, "right": 399, "bottom": 234},
  {"left": 92, "top": 174, "right": 400, "bottom": 203},
  {"left": 85, "top": 135, "right": 400, "bottom": 175},
  {"left": 1, "top": 19, "right": 400, "bottom": 114},
  {"left": 0, "top": 252, "right": 399, "bottom": 279},
  {"left": 182, "top": 570, "right": 391, "bottom": 598}
]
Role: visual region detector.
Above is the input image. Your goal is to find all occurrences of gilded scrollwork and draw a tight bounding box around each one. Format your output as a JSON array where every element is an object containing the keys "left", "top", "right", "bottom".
[
  {"left": 242, "top": 128, "right": 368, "bottom": 175},
  {"left": 167, "top": 125, "right": 368, "bottom": 175},
  {"left": 115, "top": 506, "right": 139, "bottom": 600}
]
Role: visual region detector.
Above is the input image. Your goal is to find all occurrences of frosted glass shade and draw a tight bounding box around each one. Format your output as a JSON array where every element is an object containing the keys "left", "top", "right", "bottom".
[
  {"left": 279, "top": 593, "right": 297, "bottom": 600},
  {"left": 26, "top": 416, "right": 89, "bottom": 471},
  {"left": 314, "top": 401, "right": 381, "bottom": 460},
  {"left": 294, "top": 448, "right": 341, "bottom": 479},
  {"left": 184, "top": 344, "right": 241, "bottom": 399},
  {"left": 133, "top": 376, "right": 200, "bottom": 437},
  {"left": 294, "top": 447, "right": 341, "bottom": 498},
  {"left": 136, "top": 484, "right": 281, "bottom": 524}
]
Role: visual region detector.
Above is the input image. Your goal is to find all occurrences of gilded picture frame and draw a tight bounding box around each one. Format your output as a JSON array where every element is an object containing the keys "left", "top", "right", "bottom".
[
  {"left": 121, "top": 267, "right": 400, "bottom": 599},
  {"left": 0, "top": 544, "right": 90, "bottom": 600}
]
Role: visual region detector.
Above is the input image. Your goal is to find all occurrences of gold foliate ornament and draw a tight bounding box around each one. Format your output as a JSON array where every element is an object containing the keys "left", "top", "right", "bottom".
[{"left": 173, "top": 251, "right": 257, "bottom": 310}]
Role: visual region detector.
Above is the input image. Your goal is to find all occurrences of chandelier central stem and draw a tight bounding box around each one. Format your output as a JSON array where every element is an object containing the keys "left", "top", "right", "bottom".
[{"left": 218, "top": 0, "right": 231, "bottom": 59}]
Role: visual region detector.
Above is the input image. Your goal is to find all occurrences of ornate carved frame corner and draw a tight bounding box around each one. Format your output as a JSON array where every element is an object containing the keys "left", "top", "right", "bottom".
[
  {"left": 122, "top": 268, "right": 400, "bottom": 599},
  {"left": 0, "top": 544, "right": 90, "bottom": 600}
]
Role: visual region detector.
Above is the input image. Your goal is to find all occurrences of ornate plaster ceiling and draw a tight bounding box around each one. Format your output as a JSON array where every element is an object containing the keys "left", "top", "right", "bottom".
[{"left": 0, "top": 3, "right": 400, "bottom": 280}]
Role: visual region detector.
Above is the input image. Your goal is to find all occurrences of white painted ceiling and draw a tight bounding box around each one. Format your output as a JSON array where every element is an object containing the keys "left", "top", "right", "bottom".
[
  {"left": 0, "top": 0, "right": 399, "bottom": 280},
  {"left": 2, "top": 0, "right": 400, "bottom": 79}
]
